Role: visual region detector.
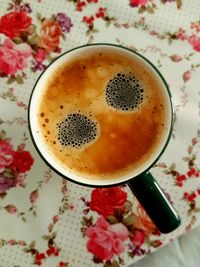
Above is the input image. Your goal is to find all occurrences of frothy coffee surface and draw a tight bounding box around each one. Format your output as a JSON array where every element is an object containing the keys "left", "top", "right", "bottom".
[
  {"left": 38, "top": 50, "right": 166, "bottom": 180},
  {"left": 106, "top": 72, "right": 144, "bottom": 110},
  {"left": 57, "top": 113, "right": 98, "bottom": 148}
]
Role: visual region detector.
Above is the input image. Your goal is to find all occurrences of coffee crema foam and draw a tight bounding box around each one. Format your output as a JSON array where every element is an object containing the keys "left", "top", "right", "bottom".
[
  {"left": 106, "top": 72, "right": 144, "bottom": 110},
  {"left": 57, "top": 113, "right": 98, "bottom": 148},
  {"left": 38, "top": 50, "right": 166, "bottom": 180}
]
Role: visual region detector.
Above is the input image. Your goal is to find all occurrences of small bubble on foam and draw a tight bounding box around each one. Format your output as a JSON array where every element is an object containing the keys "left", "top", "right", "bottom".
[
  {"left": 45, "top": 118, "right": 49, "bottom": 123},
  {"left": 105, "top": 72, "right": 144, "bottom": 111},
  {"left": 57, "top": 113, "right": 98, "bottom": 149},
  {"left": 40, "top": 112, "right": 45, "bottom": 117},
  {"left": 42, "top": 124, "right": 45, "bottom": 127},
  {"left": 47, "top": 131, "right": 51, "bottom": 134},
  {"left": 60, "top": 105, "right": 64, "bottom": 109}
]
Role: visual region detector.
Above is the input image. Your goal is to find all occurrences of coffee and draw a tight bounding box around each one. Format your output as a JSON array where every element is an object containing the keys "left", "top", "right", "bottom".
[{"left": 37, "top": 49, "right": 167, "bottom": 180}]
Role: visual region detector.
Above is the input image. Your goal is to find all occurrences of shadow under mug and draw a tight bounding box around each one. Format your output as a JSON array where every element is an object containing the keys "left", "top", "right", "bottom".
[{"left": 28, "top": 43, "right": 181, "bottom": 234}]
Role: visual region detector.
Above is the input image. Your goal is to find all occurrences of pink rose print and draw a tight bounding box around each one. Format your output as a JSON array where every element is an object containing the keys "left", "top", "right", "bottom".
[
  {"left": 90, "top": 187, "right": 127, "bottom": 217},
  {"left": 0, "top": 38, "right": 32, "bottom": 75},
  {"left": 131, "top": 230, "right": 145, "bottom": 246},
  {"left": 130, "top": 0, "right": 148, "bottom": 7},
  {"left": 0, "top": 140, "right": 14, "bottom": 172},
  {"left": 188, "top": 34, "right": 200, "bottom": 52},
  {"left": 183, "top": 70, "right": 191, "bottom": 82},
  {"left": 7, "top": 239, "right": 17, "bottom": 245},
  {"left": 170, "top": 54, "right": 183, "bottom": 62},
  {"left": 30, "top": 190, "right": 39, "bottom": 204},
  {"left": 177, "top": 28, "right": 186, "bottom": 40},
  {"left": 4, "top": 204, "right": 17, "bottom": 214},
  {"left": 34, "top": 48, "right": 46, "bottom": 63},
  {"left": 86, "top": 216, "right": 129, "bottom": 261}
]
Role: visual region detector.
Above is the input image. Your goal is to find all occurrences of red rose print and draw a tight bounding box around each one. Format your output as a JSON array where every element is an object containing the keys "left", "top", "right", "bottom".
[
  {"left": 86, "top": 216, "right": 129, "bottom": 260},
  {"left": 176, "top": 174, "right": 186, "bottom": 187},
  {"left": 0, "top": 140, "right": 14, "bottom": 172},
  {"left": 82, "top": 15, "right": 95, "bottom": 25},
  {"left": 11, "top": 150, "right": 34, "bottom": 173},
  {"left": 184, "top": 192, "right": 197, "bottom": 202},
  {"left": 46, "top": 246, "right": 59, "bottom": 256},
  {"left": 0, "top": 11, "right": 32, "bottom": 38},
  {"left": 59, "top": 262, "right": 68, "bottom": 267},
  {"left": 77, "top": 1, "right": 86, "bottom": 12},
  {"left": 90, "top": 187, "right": 127, "bottom": 217},
  {"left": 131, "top": 230, "right": 145, "bottom": 246},
  {"left": 187, "top": 167, "right": 199, "bottom": 177},
  {"left": 130, "top": 0, "right": 148, "bottom": 7},
  {"left": 96, "top": 8, "right": 106, "bottom": 18},
  {"left": 39, "top": 20, "right": 61, "bottom": 52},
  {"left": 35, "top": 253, "right": 46, "bottom": 265}
]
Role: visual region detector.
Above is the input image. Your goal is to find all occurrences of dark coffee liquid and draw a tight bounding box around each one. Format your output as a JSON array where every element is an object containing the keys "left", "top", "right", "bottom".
[{"left": 38, "top": 50, "right": 166, "bottom": 179}]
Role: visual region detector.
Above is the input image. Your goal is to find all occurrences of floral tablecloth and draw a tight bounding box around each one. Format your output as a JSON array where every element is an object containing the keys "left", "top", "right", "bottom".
[{"left": 0, "top": 0, "right": 200, "bottom": 267}]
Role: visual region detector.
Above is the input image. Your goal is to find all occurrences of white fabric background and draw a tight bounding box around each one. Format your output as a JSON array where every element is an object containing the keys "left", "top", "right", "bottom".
[{"left": 130, "top": 225, "right": 200, "bottom": 267}]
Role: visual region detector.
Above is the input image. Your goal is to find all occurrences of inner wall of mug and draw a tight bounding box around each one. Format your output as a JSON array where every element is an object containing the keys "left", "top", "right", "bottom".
[{"left": 29, "top": 44, "right": 172, "bottom": 186}]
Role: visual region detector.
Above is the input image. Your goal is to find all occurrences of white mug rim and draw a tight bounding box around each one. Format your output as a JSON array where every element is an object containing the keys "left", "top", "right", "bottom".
[{"left": 28, "top": 43, "right": 173, "bottom": 187}]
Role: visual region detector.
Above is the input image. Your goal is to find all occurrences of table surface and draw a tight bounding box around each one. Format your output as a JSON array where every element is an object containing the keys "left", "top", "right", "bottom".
[{"left": 0, "top": 0, "right": 200, "bottom": 267}]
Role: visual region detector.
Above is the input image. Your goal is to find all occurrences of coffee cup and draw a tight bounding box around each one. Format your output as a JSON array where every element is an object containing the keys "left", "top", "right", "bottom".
[{"left": 28, "top": 43, "right": 181, "bottom": 233}]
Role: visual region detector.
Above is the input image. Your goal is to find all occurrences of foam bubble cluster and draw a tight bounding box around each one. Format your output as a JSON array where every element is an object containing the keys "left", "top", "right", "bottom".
[
  {"left": 105, "top": 72, "right": 144, "bottom": 111},
  {"left": 57, "top": 113, "right": 97, "bottom": 148}
]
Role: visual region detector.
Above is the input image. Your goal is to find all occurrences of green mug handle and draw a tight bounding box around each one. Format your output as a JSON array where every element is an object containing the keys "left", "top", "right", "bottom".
[{"left": 128, "top": 172, "right": 181, "bottom": 234}]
